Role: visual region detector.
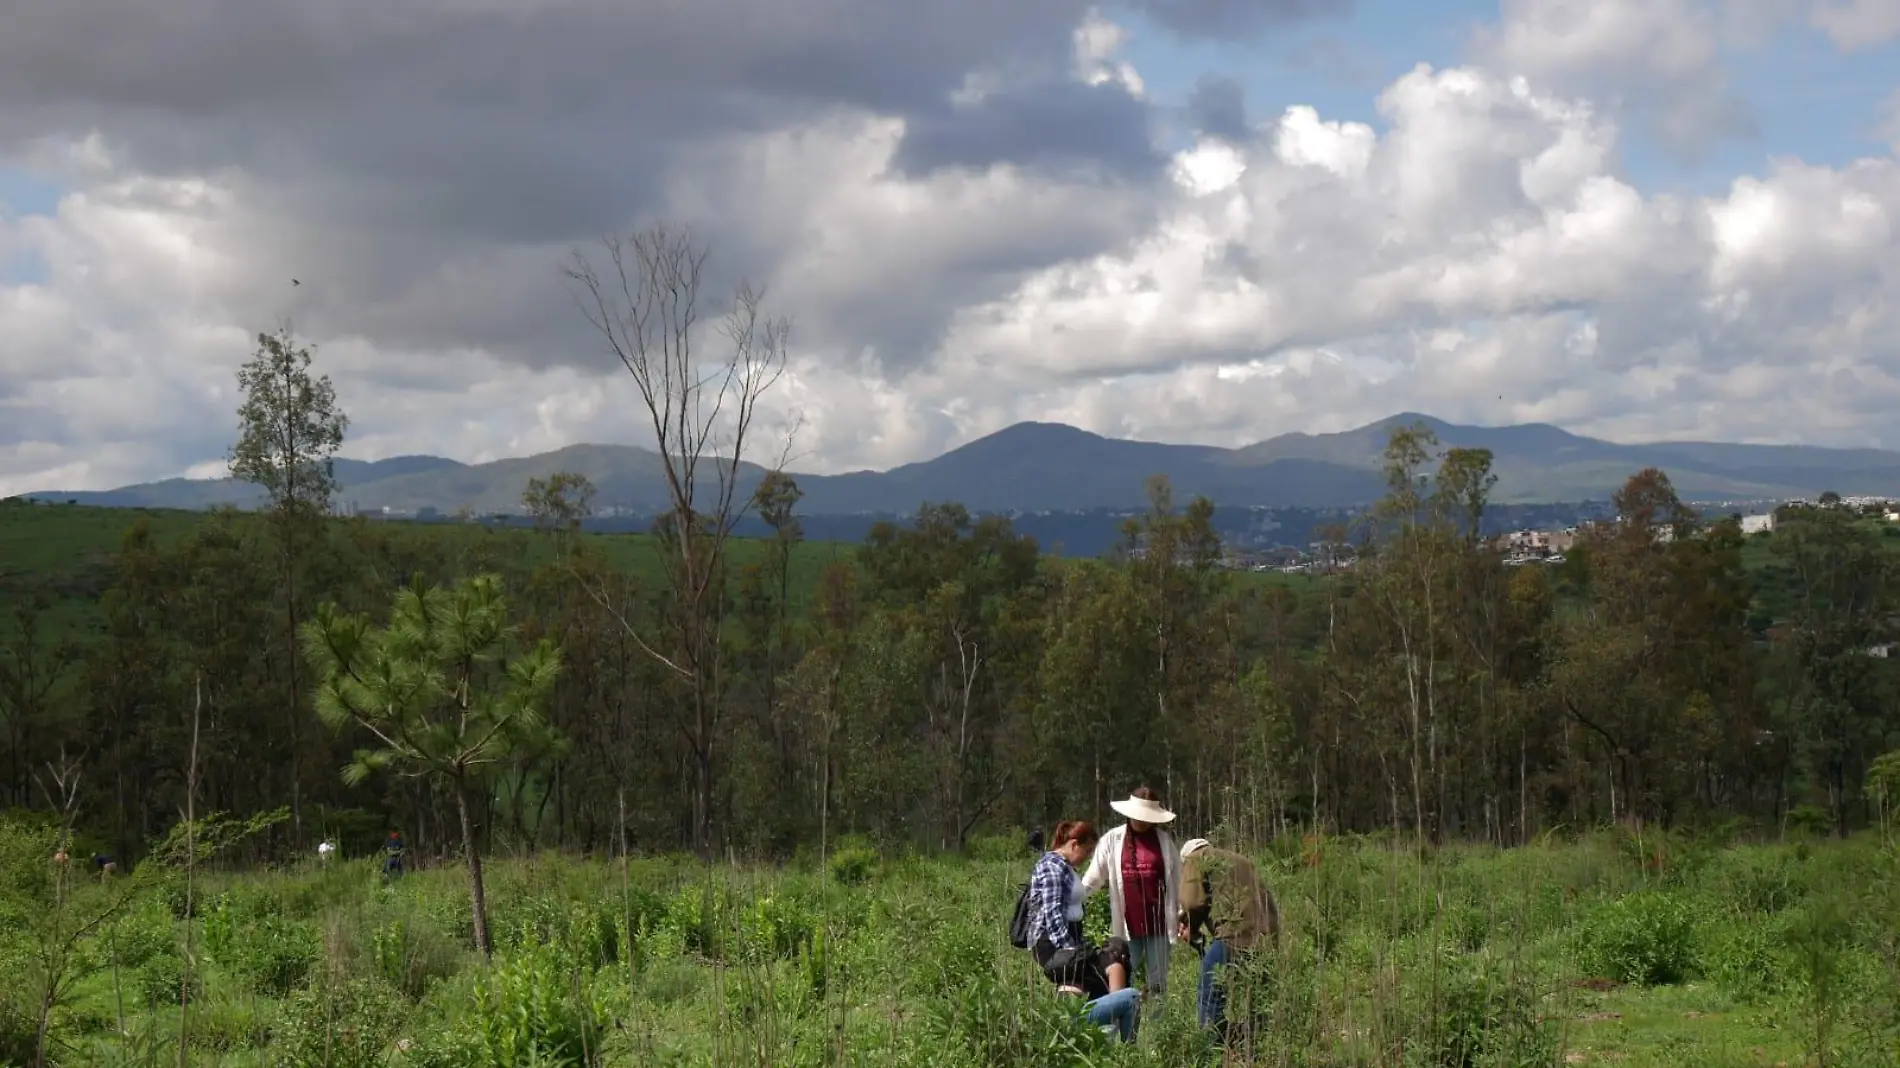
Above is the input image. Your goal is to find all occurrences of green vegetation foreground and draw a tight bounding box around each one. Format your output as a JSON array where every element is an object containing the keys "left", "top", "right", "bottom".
[{"left": 3, "top": 824, "right": 1896, "bottom": 1067}]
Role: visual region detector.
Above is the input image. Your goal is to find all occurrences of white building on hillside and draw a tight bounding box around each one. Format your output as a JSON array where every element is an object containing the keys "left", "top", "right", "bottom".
[{"left": 1740, "top": 513, "right": 1776, "bottom": 535}]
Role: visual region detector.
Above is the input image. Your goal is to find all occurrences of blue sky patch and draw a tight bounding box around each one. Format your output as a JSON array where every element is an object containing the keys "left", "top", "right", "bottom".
[
  {"left": 0, "top": 166, "right": 59, "bottom": 286},
  {"left": 1113, "top": 0, "right": 1900, "bottom": 196},
  {"left": 0, "top": 166, "right": 63, "bottom": 218}
]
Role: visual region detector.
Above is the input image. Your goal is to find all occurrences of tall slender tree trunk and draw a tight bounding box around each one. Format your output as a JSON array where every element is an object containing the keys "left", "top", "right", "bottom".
[
  {"left": 456, "top": 781, "right": 493, "bottom": 957},
  {"left": 693, "top": 701, "right": 714, "bottom": 858},
  {"left": 283, "top": 535, "right": 304, "bottom": 846}
]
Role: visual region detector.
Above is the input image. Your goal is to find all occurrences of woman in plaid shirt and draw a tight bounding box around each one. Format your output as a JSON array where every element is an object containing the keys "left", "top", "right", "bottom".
[{"left": 1024, "top": 821, "right": 1140, "bottom": 1041}]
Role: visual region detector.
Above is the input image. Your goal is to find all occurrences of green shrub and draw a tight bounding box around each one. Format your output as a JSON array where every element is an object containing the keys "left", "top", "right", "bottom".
[
  {"left": 1442, "top": 901, "right": 1490, "bottom": 953},
  {"left": 104, "top": 898, "right": 178, "bottom": 971},
  {"left": 737, "top": 892, "right": 818, "bottom": 964},
  {"left": 1787, "top": 805, "right": 1833, "bottom": 838},
  {"left": 914, "top": 911, "right": 991, "bottom": 997},
  {"left": 185, "top": 993, "right": 271, "bottom": 1052},
  {"left": 218, "top": 914, "right": 319, "bottom": 997},
  {"left": 275, "top": 977, "right": 404, "bottom": 1068},
  {"left": 1710, "top": 850, "right": 1806, "bottom": 914},
  {"left": 922, "top": 970, "right": 1115, "bottom": 1068},
  {"left": 1575, "top": 891, "right": 1697, "bottom": 986},
  {"left": 369, "top": 914, "right": 466, "bottom": 1000},
  {"left": 660, "top": 881, "right": 732, "bottom": 960},
  {"left": 638, "top": 957, "right": 703, "bottom": 1008},
  {"left": 0, "top": 988, "right": 37, "bottom": 1067},
  {"left": 491, "top": 894, "right": 622, "bottom": 968},
  {"left": 964, "top": 833, "right": 1028, "bottom": 864},
  {"left": 1698, "top": 918, "right": 1788, "bottom": 1002},
  {"left": 466, "top": 947, "right": 611, "bottom": 1067},
  {"left": 134, "top": 952, "right": 201, "bottom": 1007},
  {"left": 827, "top": 844, "right": 878, "bottom": 887},
  {"left": 1413, "top": 956, "right": 1557, "bottom": 1068}
]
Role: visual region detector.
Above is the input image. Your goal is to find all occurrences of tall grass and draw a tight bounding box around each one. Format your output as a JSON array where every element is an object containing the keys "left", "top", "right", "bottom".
[{"left": 2, "top": 825, "right": 1895, "bottom": 1066}]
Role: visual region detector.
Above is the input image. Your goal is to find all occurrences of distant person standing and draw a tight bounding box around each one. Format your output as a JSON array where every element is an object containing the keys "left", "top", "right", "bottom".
[
  {"left": 1081, "top": 787, "right": 1181, "bottom": 998},
  {"left": 317, "top": 839, "right": 336, "bottom": 863},
  {"left": 383, "top": 830, "right": 405, "bottom": 878}
]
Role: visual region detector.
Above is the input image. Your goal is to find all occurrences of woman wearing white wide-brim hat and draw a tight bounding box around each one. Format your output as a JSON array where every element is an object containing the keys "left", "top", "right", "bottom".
[{"left": 1080, "top": 786, "right": 1180, "bottom": 998}]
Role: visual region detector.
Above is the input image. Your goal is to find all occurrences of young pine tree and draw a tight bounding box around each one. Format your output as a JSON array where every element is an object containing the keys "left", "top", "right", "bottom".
[{"left": 301, "top": 573, "right": 561, "bottom": 956}]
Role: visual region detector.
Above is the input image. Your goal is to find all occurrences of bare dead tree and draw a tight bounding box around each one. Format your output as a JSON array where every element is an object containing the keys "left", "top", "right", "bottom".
[
  {"left": 32, "top": 748, "right": 83, "bottom": 842},
  {"left": 564, "top": 225, "right": 792, "bottom": 854}
]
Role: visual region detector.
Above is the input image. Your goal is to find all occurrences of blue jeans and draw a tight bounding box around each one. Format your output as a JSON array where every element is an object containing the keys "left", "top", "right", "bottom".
[
  {"left": 1199, "top": 938, "right": 1231, "bottom": 1031},
  {"left": 1084, "top": 987, "right": 1141, "bottom": 1042},
  {"left": 1127, "top": 934, "right": 1170, "bottom": 995}
]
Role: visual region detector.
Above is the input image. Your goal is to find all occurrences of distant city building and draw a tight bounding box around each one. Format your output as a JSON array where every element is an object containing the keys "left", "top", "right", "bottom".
[
  {"left": 1739, "top": 513, "right": 1776, "bottom": 535},
  {"left": 1494, "top": 527, "right": 1576, "bottom": 565}
]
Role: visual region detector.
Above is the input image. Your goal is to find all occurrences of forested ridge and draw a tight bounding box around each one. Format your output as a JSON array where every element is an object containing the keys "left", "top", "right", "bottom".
[{"left": 6, "top": 430, "right": 1898, "bottom": 866}]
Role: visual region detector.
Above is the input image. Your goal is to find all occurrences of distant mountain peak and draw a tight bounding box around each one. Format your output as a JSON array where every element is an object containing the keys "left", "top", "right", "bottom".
[{"left": 983, "top": 421, "right": 1110, "bottom": 442}]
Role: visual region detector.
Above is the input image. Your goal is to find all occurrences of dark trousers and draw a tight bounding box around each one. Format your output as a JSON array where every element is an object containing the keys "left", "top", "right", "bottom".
[{"left": 1033, "top": 926, "right": 1130, "bottom": 1000}]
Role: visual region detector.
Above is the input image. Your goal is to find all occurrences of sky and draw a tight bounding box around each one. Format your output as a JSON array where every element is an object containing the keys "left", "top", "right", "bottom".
[{"left": 2, "top": 0, "right": 1899, "bottom": 496}]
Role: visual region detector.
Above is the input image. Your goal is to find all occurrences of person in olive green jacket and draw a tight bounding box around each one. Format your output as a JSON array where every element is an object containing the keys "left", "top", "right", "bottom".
[{"left": 1177, "top": 838, "right": 1280, "bottom": 1038}]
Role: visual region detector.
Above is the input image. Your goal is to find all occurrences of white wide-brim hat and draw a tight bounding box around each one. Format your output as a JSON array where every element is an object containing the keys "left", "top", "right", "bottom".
[
  {"left": 1110, "top": 795, "right": 1176, "bottom": 825},
  {"left": 1180, "top": 838, "right": 1211, "bottom": 858}
]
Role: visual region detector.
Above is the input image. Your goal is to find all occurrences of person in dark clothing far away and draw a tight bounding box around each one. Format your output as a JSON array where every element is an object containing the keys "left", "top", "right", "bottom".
[
  {"left": 383, "top": 830, "right": 406, "bottom": 877},
  {"left": 1026, "top": 826, "right": 1046, "bottom": 853}
]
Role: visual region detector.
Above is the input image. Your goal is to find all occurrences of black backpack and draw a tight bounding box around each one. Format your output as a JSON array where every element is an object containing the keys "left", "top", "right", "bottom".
[{"left": 1007, "top": 881, "right": 1033, "bottom": 949}]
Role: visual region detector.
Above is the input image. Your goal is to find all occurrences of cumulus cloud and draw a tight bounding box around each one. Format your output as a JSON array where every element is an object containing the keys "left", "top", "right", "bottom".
[
  {"left": 2, "top": 0, "right": 1900, "bottom": 497},
  {"left": 1474, "top": 0, "right": 1753, "bottom": 153}
]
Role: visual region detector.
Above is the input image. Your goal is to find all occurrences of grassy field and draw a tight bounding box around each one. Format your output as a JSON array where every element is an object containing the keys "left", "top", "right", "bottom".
[{"left": 4, "top": 826, "right": 1895, "bottom": 1067}]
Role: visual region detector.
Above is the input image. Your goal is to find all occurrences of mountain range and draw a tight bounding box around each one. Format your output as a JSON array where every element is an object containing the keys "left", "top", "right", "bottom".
[{"left": 24, "top": 414, "right": 1900, "bottom": 516}]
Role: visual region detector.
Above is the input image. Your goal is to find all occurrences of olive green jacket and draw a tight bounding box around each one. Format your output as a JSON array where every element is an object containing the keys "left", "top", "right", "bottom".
[{"left": 1179, "top": 846, "right": 1280, "bottom": 952}]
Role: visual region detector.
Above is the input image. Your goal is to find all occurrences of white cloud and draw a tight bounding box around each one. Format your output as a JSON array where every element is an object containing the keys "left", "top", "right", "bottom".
[
  {"left": 1810, "top": 0, "right": 1900, "bottom": 49},
  {"left": 4, "top": 1, "right": 1900, "bottom": 498},
  {"left": 1474, "top": 0, "right": 1752, "bottom": 152},
  {"left": 1073, "top": 8, "right": 1148, "bottom": 98}
]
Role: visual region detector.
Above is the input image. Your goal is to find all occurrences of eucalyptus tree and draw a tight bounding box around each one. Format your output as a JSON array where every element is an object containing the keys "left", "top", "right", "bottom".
[{"left": 229, "top": 325, "right": 348, "bottom": 841}]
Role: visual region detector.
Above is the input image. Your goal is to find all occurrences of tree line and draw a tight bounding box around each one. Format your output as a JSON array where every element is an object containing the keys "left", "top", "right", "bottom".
[{"left": 3, "top": 228, "right": 1898, "bottom": 873}]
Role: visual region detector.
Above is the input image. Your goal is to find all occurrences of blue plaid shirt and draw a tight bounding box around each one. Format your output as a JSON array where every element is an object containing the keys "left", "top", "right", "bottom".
[{"left": 1027, "top": 850, "right": 1078, "bottom": 950}]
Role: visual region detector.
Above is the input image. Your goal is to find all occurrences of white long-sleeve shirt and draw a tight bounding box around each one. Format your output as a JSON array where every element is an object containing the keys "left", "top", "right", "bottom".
[{"left": 1080, "top": 824, "right": 1180, "bottom": 944}]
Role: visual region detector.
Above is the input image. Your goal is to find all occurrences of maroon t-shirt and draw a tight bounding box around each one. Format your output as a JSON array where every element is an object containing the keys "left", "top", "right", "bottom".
[{"left": 1121, "top": 829, "right": 1165, "bottom": 938}]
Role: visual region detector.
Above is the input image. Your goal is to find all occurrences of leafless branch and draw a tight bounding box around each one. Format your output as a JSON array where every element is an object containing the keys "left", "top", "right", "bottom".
[
  {"left": 564, "top": 224, "right": 794, "bottom": 853},
  {"left": 572, "top": 570, "right": 693, "bottom": 680},
  {"left": 33, "top": 748, "right": 85, "bottom": 840}
]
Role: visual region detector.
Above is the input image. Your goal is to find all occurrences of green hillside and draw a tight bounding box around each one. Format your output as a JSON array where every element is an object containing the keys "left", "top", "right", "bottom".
[{"left": 0, "top": 501, "right": 859, "bottom": 640}]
